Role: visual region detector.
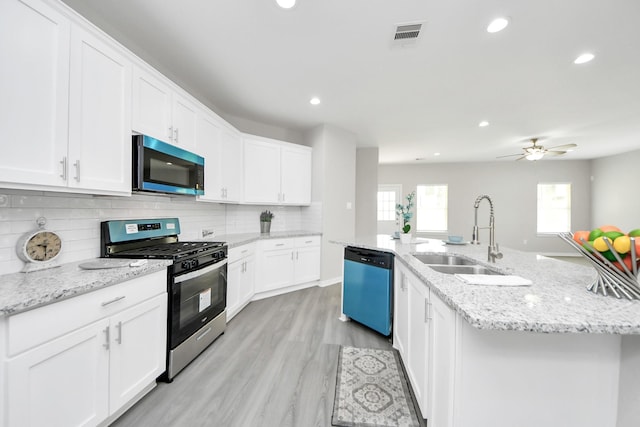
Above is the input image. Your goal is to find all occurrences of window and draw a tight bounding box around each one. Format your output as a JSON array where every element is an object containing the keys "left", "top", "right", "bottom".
[
  {"left": 537, "top": 183, "right": 571, "bottom": 233},
  {"left": 416, "top": 184, "right": 448, "bottom": 232},
  {"left": 377, "top": 186, "right": 399, "bottom": 221}
]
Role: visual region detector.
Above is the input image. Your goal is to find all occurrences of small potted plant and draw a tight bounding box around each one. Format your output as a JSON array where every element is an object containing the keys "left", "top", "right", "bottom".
[
  {"left": 396, "top": 191, "right": 415, "bottom": 244},
  {"left": 260, "top": 210, "right": 274, "bottom": 234}
]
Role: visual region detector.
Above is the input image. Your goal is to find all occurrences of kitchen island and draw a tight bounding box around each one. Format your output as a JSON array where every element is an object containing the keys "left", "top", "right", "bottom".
[{"left": 332, "top": 236, "right": 640, "bottom": 427}]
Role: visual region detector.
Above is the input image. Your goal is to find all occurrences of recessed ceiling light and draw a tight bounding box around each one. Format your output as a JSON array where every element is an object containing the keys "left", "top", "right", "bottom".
[
  {"left": 276, "top": 0, "right": 296, "bottom": 9},
  {"left": 434, "top": 152, "right": 441, "bottom": 156},
  {"left": 487, "top": 17, "right": 509, "bottom": 33},
  {"left": 309, "top": 97, "right": 320, "bottom": 105},
  {"left": 479, "top": 121, "right": 489, "bottom": 127},
  {"left": 574, "top": 53, "right": 595, "bottom": 64}
]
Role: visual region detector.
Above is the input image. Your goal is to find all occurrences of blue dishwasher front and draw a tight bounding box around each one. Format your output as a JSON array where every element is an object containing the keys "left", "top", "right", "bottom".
[{"left": 342, "top": 247, "right": 394, "bottom": 336}]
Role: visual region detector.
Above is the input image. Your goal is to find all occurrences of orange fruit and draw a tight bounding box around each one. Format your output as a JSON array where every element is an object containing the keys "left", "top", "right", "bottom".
[
  {"left": 599, "top": 225, "right": 622, "bottom": 233},
  {"left": 613, "top": 256, "right": 634, "bottom": 273},
  {"left": 572, "top": 230, "right": 590, "bottom": 244}
]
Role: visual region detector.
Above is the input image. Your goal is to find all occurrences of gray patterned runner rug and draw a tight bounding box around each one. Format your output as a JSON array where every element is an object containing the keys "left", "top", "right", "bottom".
[{"left": 332, "top": 346, "right": 420, "bottom": 427}]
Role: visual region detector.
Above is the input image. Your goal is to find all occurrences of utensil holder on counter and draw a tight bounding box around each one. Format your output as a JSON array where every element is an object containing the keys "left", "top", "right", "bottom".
[{"left": 558, "top": 232, "right": 640, "bottom": 300}]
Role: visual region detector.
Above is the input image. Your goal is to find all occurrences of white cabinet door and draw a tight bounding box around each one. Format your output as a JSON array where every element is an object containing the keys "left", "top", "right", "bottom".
[
  {"left": 294, "top": 245, "right": 320, "bottom": 284},
  {"left": 407, "top": 274, "right": 430, "bottom": 415},
  {"left": 226, "top": 258, "right": 242, "bottom": 317},
  {"left": 6, "top": 318, "right": 110, "bottom": 427},
  {"left": 132, "top": 66, "right": 172, "bottom": 142},
  {"left": 239, "top": 254, "right": 255, "bottom": 304},
  {"left": 428, "top": 292, "right": 456, "bottom": 427},
  {"left": 281, "top": 145, "right": 311, "bottom": 205},
  {"left": 196, "top": 112, "right": 223, "bottom": 201},
  {"left": 67, "top": 24, "right": 131, "bottom": 194},
  {"left": 0, "top": 0, "right": 70, "bottom": 187},
  {"left": 219, "top": 126, "right": 243, "bottom": 202},
  {"left": 171, "top": 92, "right": 198, "bottom": 152},
  {"left": 255, "top": 248, "right": 294, "bottom": 293},
  {"left": 108, "top": 293, "right": 167, "bottom": 414},
  {"left": 393, "top": 267, "right": 409, "bottom": 360},
  {"left": 243, "top": 136, "right": 281, "bottom": 204}
]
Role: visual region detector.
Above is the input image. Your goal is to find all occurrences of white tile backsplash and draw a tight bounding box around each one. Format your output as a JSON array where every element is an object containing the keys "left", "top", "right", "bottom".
[{"left": 0, "top": 189, "right": 323, "bottom": 275}]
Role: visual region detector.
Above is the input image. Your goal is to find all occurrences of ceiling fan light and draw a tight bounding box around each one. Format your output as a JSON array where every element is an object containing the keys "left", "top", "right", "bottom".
[
  {"left": 487, "top": 17, "right": 509, "bottom": 33},
  {"left": 526, "top": 152, "right": 544, "bottom": 161}
]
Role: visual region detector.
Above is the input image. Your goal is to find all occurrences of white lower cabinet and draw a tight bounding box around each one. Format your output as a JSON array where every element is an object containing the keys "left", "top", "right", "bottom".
[
  {"left": 255, "top": 236, "right": 321, "bottom": 294},
  {"left": 227, "top": 243, "right": 256, "bottom": 320},
  {"left": 3, "top": 270, "right": 167, "bottom": 427},
  {"left": 394, "top": 261, "right": 455, "bottom": 426}
]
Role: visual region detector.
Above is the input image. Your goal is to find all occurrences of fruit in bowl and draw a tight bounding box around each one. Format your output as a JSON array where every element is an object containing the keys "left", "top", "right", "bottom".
[{"left": 573, "top": 226, "right": 640, "bottom": 272}]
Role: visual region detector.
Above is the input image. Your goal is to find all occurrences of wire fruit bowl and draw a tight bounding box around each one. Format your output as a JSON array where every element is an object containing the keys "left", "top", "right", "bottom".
[{"left": 558, "top": 232, "right": 640, "bottom": 300}]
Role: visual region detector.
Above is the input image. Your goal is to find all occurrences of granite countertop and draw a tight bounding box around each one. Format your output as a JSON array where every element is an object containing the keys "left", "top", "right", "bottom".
[
  {"left": 331, "top": 235, "right": 640, "bottom": 335},
  {"left": 0, "top": 259, "right": 172, "bottom": 317},
  {"left": 204, "top": 230, "right": 322, "bottom": 248}
]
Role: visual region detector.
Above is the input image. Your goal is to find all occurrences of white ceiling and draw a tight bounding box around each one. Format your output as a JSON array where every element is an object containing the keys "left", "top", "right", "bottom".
[{"left": 60, "top": 0, "right": 640, "bottom": 164}]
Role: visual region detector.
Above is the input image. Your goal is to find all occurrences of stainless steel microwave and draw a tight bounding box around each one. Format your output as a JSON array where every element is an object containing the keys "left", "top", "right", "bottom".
[{"left": 133, "top": 135, "right": 204, "bottom": 196}]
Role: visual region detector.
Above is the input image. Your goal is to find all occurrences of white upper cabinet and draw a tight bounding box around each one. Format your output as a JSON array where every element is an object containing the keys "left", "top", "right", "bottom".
[
  {"left": 132, "top": 65, "right": 198, "bottom": 152},
  {"left": 67, "top": 23, "right": 132, "bottom": 194},
  {"left": 0, "top": 0, "right": 70, "bottom": 187},
  {"left": 0, "top": 0, "right": 131, "bottom": 195},
  {"left": 242, "top": 134, "right": 312, "bottom": 205},
  {"left": 197, "top": 112, "right": 242, "bottom": 203}
]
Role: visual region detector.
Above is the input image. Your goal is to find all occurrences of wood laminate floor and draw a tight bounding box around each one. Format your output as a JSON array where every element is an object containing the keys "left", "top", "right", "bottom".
[{"left": 112, "top": 284, "right": 394, "bottom": 427}]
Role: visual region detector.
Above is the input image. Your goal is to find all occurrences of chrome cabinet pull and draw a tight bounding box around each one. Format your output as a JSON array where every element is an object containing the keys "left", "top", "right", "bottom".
[
  {"left": 73, "top": 160, "right": 80, "bottom": 182},
  {"left": 174, "top": 128, "right": 179, "bottom": 143},
  {"left": 168, "top": 126, "right": 173, "bottom": 140},
  {"left": 103, "top": 326, "right": 110, "bottom": 350},
  {"left": 116, "top": 321, "right": 122, "bottom": 344},
  {"left": 101, "top": 295, "right": 126, "bottom": 306},
  {"left": 291, "top": 251, "right": 294, "bottom": 260},
  {"left": 296, "top": 251, "right": 299, "bottom": 260},
  {"left": 424, "top": 299, "right": 430, "bottom": 323},
  {"left": 59, "top": 157, "right": 67, "bottom": 180},
  {"left": 275, "top": 243, "right": 285, "bottom": 247}
]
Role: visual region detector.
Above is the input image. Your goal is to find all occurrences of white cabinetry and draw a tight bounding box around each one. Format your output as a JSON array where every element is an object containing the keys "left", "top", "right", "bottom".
[
  {"left": 242, "top": 134, "right": 312, "bottom": 205},
  {"left": 394, "top": 261, "right": 455, "bottom": 425},
  {"left": 255, "top": 236, "right": 321, "bottom": 295},
  {"left": 0, "top": 0, "right": 131, "bottom": 195},
  {"left": 227, "top": 243, "right": 255, "bottom": 320},
  {"left": 132, "top": 65, "right": 198, "bottom": 152},
  {"left": 3, "top": 270, "right": 167, "bottom": 427},
  {"left": 197, "top": 113, "right": 242, "bottom": 203}
]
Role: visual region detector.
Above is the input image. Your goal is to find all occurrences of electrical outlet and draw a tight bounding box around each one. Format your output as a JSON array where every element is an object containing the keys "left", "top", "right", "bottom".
[
  {"left": 201, "top": 228, "right": 215, "bottom": 238},
  {"left": 0, "top": 194, "right": 8, "bottom": 207}
]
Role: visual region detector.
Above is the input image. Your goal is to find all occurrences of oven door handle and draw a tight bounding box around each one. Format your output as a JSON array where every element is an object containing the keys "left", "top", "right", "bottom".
[{"left": 174, "top": 258, "right": 228, "bottom": 284}]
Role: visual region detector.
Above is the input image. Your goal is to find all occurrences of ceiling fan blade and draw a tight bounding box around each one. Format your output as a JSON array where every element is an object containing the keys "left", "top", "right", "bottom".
[
  {"left": 496, "top": 153, "right": 525, "bottom": 159},
  {"left": 547, "top": 143, "right": 577, "bottom": 151},
  {"left": 515, "top": 155, "right": 528, "bottom": 161},
  {"left": 545, "top": 150, "right": 567, "bottom": 156}
]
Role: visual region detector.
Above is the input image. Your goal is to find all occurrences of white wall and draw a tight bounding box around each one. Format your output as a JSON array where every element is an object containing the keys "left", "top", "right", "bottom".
[
  {"left": 379, "top": 160, "right": 592, "bottom": 253},
  {"left": 355, "top": 147, "right": 379, "bottom": 238},
  {"left": 307, "top": 124, "right": 356, "bottom": 282},
  {"left": 0, "top": 189, "right": 307, "bottom": 275},
  {"left": 591, "top": 149, "right": 640, "bottom": 232}
]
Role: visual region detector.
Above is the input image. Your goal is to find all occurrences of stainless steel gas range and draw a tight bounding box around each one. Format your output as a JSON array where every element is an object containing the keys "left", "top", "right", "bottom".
[{"left": 100, "top": 218, "right": 227, "bottom": 381}]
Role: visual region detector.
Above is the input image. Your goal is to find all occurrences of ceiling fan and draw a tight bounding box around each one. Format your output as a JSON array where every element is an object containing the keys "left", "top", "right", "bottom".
[{"left": 497, "top": 138, "right": 577, "bottom": 161}]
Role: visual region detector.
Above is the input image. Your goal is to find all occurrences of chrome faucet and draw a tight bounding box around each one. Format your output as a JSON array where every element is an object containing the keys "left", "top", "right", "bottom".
[{"left": 471, "top": 195, "right": 503, "bottom": 263}]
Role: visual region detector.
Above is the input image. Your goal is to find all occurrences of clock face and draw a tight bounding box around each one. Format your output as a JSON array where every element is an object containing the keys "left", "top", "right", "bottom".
[{"left": 25, "top": 231, "right": 62, "bottom": 262}]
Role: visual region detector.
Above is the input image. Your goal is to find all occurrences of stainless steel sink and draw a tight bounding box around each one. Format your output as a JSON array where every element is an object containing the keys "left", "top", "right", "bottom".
[
  {"left": 412, "top": 253, "right": 476, "bottom": 266},
  {"left": 428, "top": 264, "right": 503, "bottom": 275}
]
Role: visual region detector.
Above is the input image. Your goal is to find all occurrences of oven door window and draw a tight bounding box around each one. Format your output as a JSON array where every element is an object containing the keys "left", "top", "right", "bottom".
[{"left": 171, "top": 260, "right": 227, "bottom": 348}]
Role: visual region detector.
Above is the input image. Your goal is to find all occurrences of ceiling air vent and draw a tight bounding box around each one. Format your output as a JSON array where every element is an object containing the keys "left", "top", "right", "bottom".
[{"left": 393, "top": 23, "right": 422, "bottom": 41}]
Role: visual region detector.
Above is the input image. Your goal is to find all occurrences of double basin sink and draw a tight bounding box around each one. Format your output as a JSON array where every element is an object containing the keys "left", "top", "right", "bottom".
[{"left": 412, "top": 253, "right": 503, "bottom": 275}]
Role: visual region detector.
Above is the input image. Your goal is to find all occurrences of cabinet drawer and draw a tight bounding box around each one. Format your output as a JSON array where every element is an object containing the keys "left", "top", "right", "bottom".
[
  {"left": 228, "top": 243, "right": 256, "bottom": 262},
  {"left": 7, "top": 270, "right": 167, "bottom": 357},
  {"left": 260, "top": 238, "right": 294, "bottom": 251},
  {"left": 294, "top": 235, "right": 321, "bottom": 247}
]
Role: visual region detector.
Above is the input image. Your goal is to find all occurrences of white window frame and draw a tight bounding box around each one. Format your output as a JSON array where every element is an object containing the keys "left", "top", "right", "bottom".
[
  {"left": 537, "top": 182, "right": 572, "bottom": 234},
  {"left": 377, "top": 184, "right": 402, "bottom": 234},
  {"left": 416, "top": 184, "right": 448, "bottom": 233}
]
